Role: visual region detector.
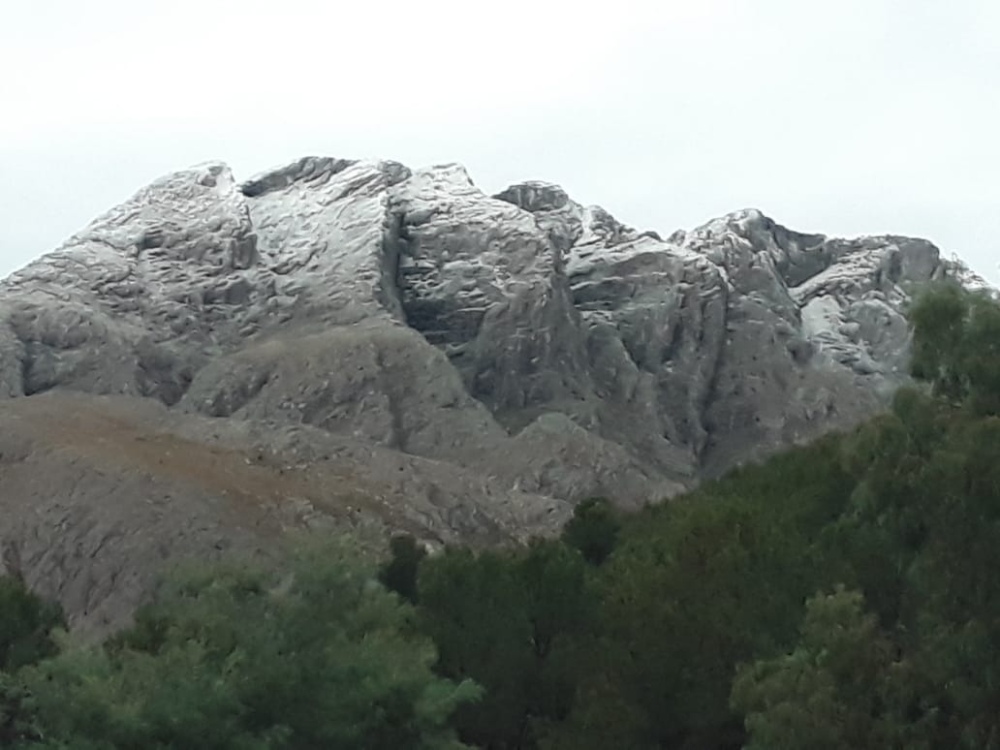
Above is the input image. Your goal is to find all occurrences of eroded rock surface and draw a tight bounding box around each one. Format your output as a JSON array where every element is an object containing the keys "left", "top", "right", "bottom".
[{"left": 0, "top": 155, "right": 989, "bottom": 631}]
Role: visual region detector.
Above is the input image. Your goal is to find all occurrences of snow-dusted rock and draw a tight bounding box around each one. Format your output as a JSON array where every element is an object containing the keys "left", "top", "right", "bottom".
[
  {"left": 4, "top": 153, "right": 992, "bottom": 632},
  {"left": 1, "top": 156, "right": 989, "bottom": 513}
]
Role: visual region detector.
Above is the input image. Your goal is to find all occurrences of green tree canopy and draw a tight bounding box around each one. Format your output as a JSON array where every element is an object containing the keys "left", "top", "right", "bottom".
[
  {"left": 379, "top": 534, "right": 428, "bottom": 604},
  {"left": 0, "top": 576, "right": 64, "bottom": 748},
  {"left": 417, "top": 540, "right": 594, "bottom": 749},
  {"left": 21, "top": 540, "right": 479, "bottom": 750},
  {"left": 909, "top": 283, "right": 1000, "bottom": 415},
  {"left": 732, "top": 587, "right": 908, "bottom": 750},
  {"left": 561, "top": 497, "right": 620, "bottom": 566},
  {"left": 0, "top": 575, "right": 64, "bottom": 673}
]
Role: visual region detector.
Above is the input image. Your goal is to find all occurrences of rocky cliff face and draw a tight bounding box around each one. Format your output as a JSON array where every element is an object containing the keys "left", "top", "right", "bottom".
[{"left": 0, "top": 156, "right": 987, "bottom": 633}]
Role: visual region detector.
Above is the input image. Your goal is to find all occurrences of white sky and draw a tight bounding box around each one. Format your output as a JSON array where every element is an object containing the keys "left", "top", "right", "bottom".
[{"left": 2, "top": 0, "right": 998, "bottom": 284}]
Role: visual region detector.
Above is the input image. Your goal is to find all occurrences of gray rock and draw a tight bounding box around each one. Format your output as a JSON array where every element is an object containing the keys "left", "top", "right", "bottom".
[
  {"left": 0, "top": 392, "right": 569, "bottom": 637},
  {"left": 0, "top": 155, "right": 991, "bottom": 631}
]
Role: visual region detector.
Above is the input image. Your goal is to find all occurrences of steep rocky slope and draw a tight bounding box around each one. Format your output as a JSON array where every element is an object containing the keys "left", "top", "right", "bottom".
[
  {"left": 0, "top": 155, "right": 987, "bottom": 633},
  {"left": 0, "top": 391, "right": 566, "bottom": 636}
]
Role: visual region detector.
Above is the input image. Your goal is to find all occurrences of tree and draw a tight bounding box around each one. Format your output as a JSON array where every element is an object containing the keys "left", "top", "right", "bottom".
[
  {"left": 22, "top": 539, "right": 479, "bottom": 750},
  {"left": 0, "top": 575, "right": 64, "bottom": 673},
  {"left": 417, "top": 540, "right": 595, "bottom": 749},
  {"left": 561, "top": 498, "right": 620, "bottom": 566},
  {"left": 0, "top": 672, "right": 43, "bottom": 749},
  {"left": 379, "top": 534, "right": 428, "bottom": 604},
  {"left": 731, "top": 587, "right": 908, "bottom": 750},
  {"left": 909, "top": 283, "right": 1000, "bottom": 415},
  {"left": 593, "top": 440, "right": 851, "bottom": 749},
  {"left": 0, "top": 576, "right": 62, "bottom": 749}
]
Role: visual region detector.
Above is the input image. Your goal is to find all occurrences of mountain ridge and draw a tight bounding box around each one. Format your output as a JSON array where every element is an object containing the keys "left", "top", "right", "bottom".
[{"left": 0, "top": 154, "right": 990, "bottom": 633}]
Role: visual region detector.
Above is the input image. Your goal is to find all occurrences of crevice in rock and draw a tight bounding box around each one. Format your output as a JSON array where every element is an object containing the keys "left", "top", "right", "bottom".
[
  {"left": 376, "top": 209, "right": 408, "bottom": 323},
  {"left": 80, "top": 236, "right": 133, "bottom": 256},
  {"left": 188, "top": 363, "right": 274, "bottom": 419},
  {"left": 18, "top": 348, "right": 32, "bottom": 398},
  {"left": 135, "top": 350, "right": 196, "bottom": 407},
  {"left": 690, "top": 292, "right": 729, "bottom": 463},
  {"left": 663, "top": 318, "right": 685, "bottom": 365},
  {"left": 375, "top": 346, "right": 408, "bottom": 452},
  {"left": 389, "top": 210, "right": 483, "bottom": 350},
  {"left": 240, "top": 157, "right": 358, "bottom": 198},
  {"left": 20, "top": 344, "right": 57, "bottom": 397}
]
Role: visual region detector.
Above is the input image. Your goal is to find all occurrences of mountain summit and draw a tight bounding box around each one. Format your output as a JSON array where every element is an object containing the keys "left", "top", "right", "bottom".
[{"left": 0, "top": 156, "right": 986, "bottom": 633}]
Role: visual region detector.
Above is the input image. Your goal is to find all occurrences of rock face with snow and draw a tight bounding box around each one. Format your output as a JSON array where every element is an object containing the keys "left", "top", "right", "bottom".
[{"left": 0, "top": 155, "right": 987, "bottom": 632}]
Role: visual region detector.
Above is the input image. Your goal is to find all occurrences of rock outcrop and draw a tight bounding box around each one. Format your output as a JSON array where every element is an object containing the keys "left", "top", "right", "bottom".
[{"left": 0, "top": 155, "right": 988, "bottom": 633}]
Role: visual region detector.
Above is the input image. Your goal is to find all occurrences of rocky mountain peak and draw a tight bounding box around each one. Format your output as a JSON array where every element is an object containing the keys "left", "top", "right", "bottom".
[
  {"left": 494, "top": 181, "right": 573, "bottom": 213},
  {"left": 0, "top": 155, "right": 990, "bottom": 633}
]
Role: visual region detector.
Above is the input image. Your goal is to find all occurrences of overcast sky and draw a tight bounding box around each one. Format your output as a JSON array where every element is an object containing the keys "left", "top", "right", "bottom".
[{"left": 2, "top": 0, "right": 998, "bottom": 284}]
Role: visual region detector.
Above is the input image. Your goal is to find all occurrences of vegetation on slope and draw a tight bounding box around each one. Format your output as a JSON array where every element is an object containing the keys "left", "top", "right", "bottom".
[{"left": 1, "top": 282, "right": 998, "bottom": 748}]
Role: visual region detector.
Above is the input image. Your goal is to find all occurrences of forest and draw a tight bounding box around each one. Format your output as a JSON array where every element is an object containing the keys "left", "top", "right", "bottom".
[{"left": 1, "top": 281, "right": 999, "bottom": 749}]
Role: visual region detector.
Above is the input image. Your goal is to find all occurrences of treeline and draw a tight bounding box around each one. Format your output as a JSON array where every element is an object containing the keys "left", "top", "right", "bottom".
[{"left": 1, "top": 282, "right": 999, "bottom": 748}]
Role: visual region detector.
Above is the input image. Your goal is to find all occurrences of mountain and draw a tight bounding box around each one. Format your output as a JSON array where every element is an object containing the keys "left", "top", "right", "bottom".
[{"left": 0, "top": 156, "right": 986, "bottom": 634}]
